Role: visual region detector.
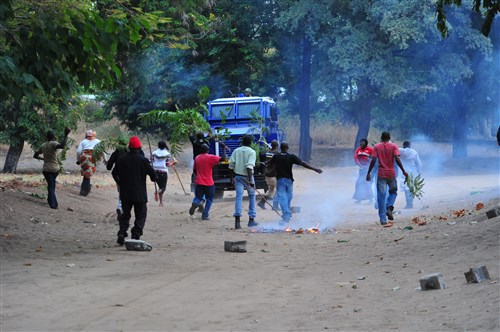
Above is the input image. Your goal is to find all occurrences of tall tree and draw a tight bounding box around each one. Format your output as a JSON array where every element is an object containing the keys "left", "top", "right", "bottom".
[{"left": 0, "top": 0, "right": 165, "bottom": 172}]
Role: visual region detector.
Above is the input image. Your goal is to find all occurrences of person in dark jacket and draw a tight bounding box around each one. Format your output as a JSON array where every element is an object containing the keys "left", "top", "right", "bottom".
[{"left": 112, "top": 136, "right": 158, "bottom": 245}]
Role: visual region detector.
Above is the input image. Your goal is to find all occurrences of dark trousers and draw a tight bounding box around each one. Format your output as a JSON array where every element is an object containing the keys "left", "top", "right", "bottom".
[
  {"left": 117, "top": 201, "right": 147, "bottom": 239},
  {"left": 43, "top": 171, "right": 58, "bottom": 209},
  {"left": 80, "top": 177, "right": 91, "bottom": 196}
]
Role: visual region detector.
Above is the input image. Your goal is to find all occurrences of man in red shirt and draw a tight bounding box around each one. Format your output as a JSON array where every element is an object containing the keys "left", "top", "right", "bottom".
[
  {"left": 366, "top": 132, "right": 408, "bottom": 225},
  {"left": 189, "top": 143, "right": 227, "bottom": 220}
]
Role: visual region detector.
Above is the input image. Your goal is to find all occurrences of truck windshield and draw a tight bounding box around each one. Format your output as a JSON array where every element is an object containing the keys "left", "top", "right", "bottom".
[
  {"left": 211, "top": 104, "right": 235, "bottom": 120},
  {"left": 238, "top": 102, "right": 261, "bottom": 119}
]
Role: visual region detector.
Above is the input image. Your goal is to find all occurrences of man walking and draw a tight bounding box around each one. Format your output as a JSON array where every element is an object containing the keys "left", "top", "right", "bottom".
[
  {"left": 366, "top": 132, "right": 408, "bottom": 226},
  {"left": 268, "top": 142, "right": 323, "bottom": 224},
  {"left": 112, "top": 136, "right": 158, "bottom": 245},
  {"left": 258, "top": 140, "right": 280, "bottom": 210},
  {"left": 229, "top": 135, "right": 258, "bottom": 229},
  {"left": 33, "top": 127, "right": 71, "bottom": 209},
  {"left": 399, "top": 141, "right": 421, "bottom": 209},
  {"left": 189, "top": 143, "right": 227, "bottom": 220}
]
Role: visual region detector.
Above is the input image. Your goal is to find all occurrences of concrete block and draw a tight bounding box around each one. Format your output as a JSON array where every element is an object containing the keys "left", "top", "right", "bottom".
[
  {"left": 124, "top": 239, "right": 152, "bottom": 251},
  {"left": 224, "top": 241, "right": 247, "bottom": 253},
  {"left": 464, "top": 266, "right": 490, "bottom": 283},
  {"left": 485, "top": 207, "right": 500, "bottom": 219},
  {"left": 420, "top": 273, "right": 445, "bottom": 290}
]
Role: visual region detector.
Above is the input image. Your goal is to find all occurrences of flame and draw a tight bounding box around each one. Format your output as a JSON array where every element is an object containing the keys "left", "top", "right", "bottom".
[{"left": 306, "top": 223, "right": 320, "bottom": 233}]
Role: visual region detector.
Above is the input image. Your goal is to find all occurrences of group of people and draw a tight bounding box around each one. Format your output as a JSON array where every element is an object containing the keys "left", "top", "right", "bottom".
[
  {"left": 35, "top": 129, "right": 177, "bottom": 245},
  {"left": 34, "top": 126, "right": 423, "bottom": 245},
  {"left": 352, "top": 132, "right": 422, "bottom": 226},
  {"left": 188, "top": 134, "right": 323, "bottom": 229}
]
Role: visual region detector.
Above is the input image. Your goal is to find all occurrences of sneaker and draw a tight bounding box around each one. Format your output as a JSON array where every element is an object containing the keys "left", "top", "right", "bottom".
[
  {"left": 257, "top": 200, "right": 266, "bottom": 209},
  {"left": 189, "top": 203, "right": 198, "bottom": 215},
  {"left": 235, "top": 216, "right": 241, "bottom": 229},
  {"left": 202, "top": 216, "right": 210, "bottom": 221},
  {"left": 380, "top": 221, "right": 387, "bottom": 226},
  {"left": 198, "top": 199, "right": 205, "bottom": 213},
  {"left": 117, "top": 235, "right": 125, "bottom": 246},
  {"left": 386, "top": 206, "right": 394, "bottom": 221},
  {"left": 248, "top": 218, "right": 258, "bottom": 227}
]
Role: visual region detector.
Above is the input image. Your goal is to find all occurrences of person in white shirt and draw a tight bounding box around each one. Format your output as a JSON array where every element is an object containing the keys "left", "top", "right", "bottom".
[
  {"left": 76, "top": 130, "right": 101, "bottom": 196},
  {"left": 399, "top": 141, "right": 422, "bottom": 209},
  {"left": 150, "top": 141, "right": 176, "bottom": 206}
]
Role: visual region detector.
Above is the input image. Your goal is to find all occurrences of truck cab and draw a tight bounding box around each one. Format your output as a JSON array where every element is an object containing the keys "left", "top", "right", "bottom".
[{"left": 199, "top": 96, "right": 284, "bottom": 198}]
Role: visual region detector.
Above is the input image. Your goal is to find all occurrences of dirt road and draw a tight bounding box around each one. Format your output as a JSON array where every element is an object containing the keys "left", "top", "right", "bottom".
[{"left": 1, "top": 151, "right": 499, "bottom": 331}]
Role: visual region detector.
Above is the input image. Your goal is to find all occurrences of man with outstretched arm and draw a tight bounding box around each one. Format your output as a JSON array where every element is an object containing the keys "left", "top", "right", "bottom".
[
  {"left": 34, "top": 127, "right": 71, "bottom": 209},
  {"left": 268, "top": 141, "right": 323, "bottom": 225}
]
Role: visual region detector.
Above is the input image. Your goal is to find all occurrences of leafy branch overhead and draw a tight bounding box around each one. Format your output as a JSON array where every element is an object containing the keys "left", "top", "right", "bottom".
[
  {"left": 138, "top": 108, "right": 210, "bottom": 156},
  {"left": 436, "top": 0, "right": 499, "bottom": 37},
  {"left": 92, "top": 133, "right": 130, "bottom": 162}
]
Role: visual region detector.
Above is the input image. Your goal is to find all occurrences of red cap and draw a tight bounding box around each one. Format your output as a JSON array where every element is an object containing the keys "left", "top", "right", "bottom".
[{"left": 129, "top": 136, "right": 141, "bottom": 149}]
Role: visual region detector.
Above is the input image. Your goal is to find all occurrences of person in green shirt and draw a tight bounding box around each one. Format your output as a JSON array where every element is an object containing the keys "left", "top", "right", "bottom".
[
  {"left": 229, "top": 135, "right": 258, "bottom": 229},
  {"left": 34, "top": 127, "right": 71, "bottom": 209}
]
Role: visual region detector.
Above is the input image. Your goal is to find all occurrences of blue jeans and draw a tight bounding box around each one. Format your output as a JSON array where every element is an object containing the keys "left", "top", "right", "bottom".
[
  {"left": 277, "top": 178, "right": 293, "bottom": 221},
  {"left": 193, "top": 185, "right": 214, "bottom": 218},
  {"left": 233, "top": 175, "right": 256, "bottom": 218},
  {"left": 376, "top": 177, "right": 398, "bottom": 222},
  {"left": 43, "top": 171, "right": 58, "bottom": 209}
]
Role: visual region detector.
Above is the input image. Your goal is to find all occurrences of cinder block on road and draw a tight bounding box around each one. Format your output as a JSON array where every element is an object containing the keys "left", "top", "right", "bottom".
[
  {"left": 224, "top": 240, "right": 247, "bottom": 253},
  {"left": 485, "top": 207, "right": 500, "bottom": 219},
  {"left": 420, "top": 273, "right": 445, "bottom": 290},
  {"left": 464, "top": 266, "right": 490, "bottom": 283}
]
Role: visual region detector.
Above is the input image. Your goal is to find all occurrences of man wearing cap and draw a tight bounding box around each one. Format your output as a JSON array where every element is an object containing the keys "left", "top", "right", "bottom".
[{"left": 112, "top": 136, "right": 158, "bottom": 245}]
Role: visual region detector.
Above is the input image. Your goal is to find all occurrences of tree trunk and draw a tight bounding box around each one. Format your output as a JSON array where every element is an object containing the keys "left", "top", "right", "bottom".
[
  {"left": 452, "top": 85, "right": 468, "bottom": 158},
  {"left": 353, "top": 79, "right": 374, "bottom": 150},
  {"left": 2, "top": 140, "right": 24, "bottom": 173},
  {"left": 298, "top": 35, "right": 312, "bottom": 162}
]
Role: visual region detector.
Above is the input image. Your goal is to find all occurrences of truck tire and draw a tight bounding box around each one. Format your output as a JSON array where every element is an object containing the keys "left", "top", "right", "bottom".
[{"left": 214, "top": 189, "right": 224, "bottom": 199}]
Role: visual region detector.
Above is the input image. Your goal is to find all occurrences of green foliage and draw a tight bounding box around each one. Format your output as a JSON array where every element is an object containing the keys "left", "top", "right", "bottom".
[
  {"left": 92, "top": 133, "right": 130, "bottom": 162},
  {"left": 436, "top": 0, "right": 499, "bottom": 37},
  {"left": 138, "top": 108, "right": 210, "bottom": 156},
  {"left": 405, "top": 173, "right": 425, "bottom": 200}
]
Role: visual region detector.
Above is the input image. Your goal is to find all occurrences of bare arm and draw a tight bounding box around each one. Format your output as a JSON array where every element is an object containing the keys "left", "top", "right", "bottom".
[
  {"left": 246, "top": 167, "right": 254, "bottom": 187},
  {"left": 366, "top": 158, "right": 376, "bottom": 181},
  {"left": 33, "top": 148, "right": 43, "bottom": 161},
  {"left": 395, "top": 156, "right": 408, "bottom": 179},
  {"left": 300, "top": 161, "right": 322, "bottom": 174},
  {"left": 56, "top": 127, "right": 71, "bottom": 149}
]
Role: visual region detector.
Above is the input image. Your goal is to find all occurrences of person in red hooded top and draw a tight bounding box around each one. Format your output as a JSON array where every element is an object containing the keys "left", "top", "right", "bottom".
[
  {"left": 112, "top": 136, "right": 158, "bottom": 245},
  {"left": 352, "top": 138, "right": 373, "bottom": 203}
]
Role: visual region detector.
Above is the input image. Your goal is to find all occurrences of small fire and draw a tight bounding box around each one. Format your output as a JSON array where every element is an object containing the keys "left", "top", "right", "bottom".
[{"left": 249, "top": 224, "right": 320, "bottom": 234}]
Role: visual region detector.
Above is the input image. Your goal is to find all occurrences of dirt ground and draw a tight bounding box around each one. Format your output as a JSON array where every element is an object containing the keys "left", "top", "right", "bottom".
[{"left": 1, "top": 138, "right": 499, "bottom": 332}]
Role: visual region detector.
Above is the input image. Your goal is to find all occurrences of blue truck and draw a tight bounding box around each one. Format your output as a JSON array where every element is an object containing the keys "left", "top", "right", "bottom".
[{"left": 196, "top": 95, "right": 285, "bottom": 198}]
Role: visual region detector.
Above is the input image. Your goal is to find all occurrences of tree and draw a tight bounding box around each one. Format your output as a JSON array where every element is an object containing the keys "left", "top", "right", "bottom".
[
  {"left": 436, "top": 0, "right": 499, "bottom": 37},
  {"left": 0, "top": 0, "right": 164, "bottom": 173}
]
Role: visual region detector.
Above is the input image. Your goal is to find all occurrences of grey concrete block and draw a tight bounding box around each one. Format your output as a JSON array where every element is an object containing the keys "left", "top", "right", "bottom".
[
  {"left": 224, "top": 241, "right": 247, "bottom": 253},
  {"left": 464, "top": 266, "right": 490, "bottom": 283},
  {"left": 420, "top": 273, "right": 445, "bottom": 290},
  {"left": 485, "top": 207, "right": 500, "bottom": 219},
  {"left": 124, "top": 239, "right": 152, "bottom": 251}
]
